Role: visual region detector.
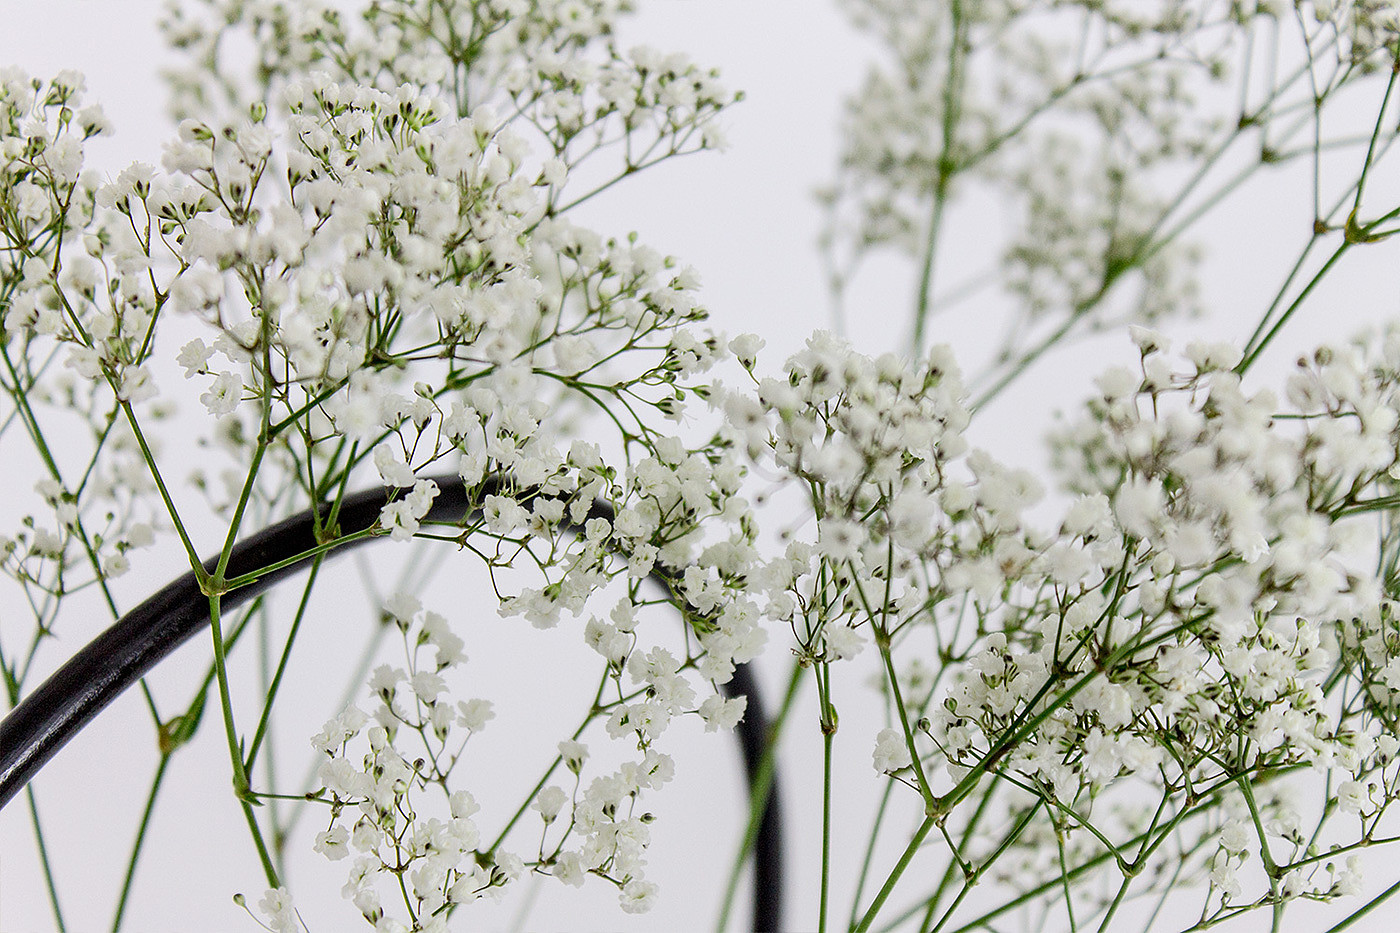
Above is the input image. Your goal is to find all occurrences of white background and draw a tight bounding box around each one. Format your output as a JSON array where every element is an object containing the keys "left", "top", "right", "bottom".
[{"left": 0, "top": 2, "right": 1397, "bottom": 932}]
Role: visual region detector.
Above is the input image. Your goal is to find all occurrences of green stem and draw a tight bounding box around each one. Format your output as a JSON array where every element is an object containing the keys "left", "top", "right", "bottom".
[
  {"left": 117, "top": 400, "right": 206, "bottom": 582},
  {"left": 853, "top": 816, "right": 937, "bottom": 933},
  {"left": 206, "top": 592, "right": 278, "bottom": 888},
  {"left": 243, "top": 554, "right": 325, "bottom": 773},
  {"left": 111, "top": 755, "right": 171, "bottom": 933},
  {"left": 850, "top": 563, "right": 936, "bottom": 806},
  {"left": 1349, "top": 51, "right": 1400, "bottom": 218},
  {"left": 969, "top": 298, "right": 1091, "bottom": 411},
  {"left": 207, "top": 594, "right": 248, "bottom": 791},
  {"left": 1237, "top": 229, "right": 1324, "bottom": 366},
  {"left": 924, "top": 794, "right": 1042, "bottom": 933},
  {"left": 486, "top": 669, "right": 610, "bottom": 856},
  {"left": 919, "top": 778, "right": 1000, "bottom": 931},
  {"left": 239, "top": 799, "right": 281, "bottom": 889},
  {"left": 27, "top": 786, "right": 67, "bottom": 933},
  {"left": 813, "top": 658, "right": 837, "bottom": 933},
  {"left": 1236, "top": 238, "right": 1352, "bottom": 373},
  {"left": 850, "top": 780, "right": 897, "bottom": 932},
  {"left": 911, "top": 0, "right": 969, "bottom": 356},
  {"left": 715, "top": 656, "right": 802, "bottom": 933},
  {"left": 1093, "top": 869, "right": 1133, "bottom": 933},
  {"left": 222, "top": 526, "right": 380, "bottom": 592}
]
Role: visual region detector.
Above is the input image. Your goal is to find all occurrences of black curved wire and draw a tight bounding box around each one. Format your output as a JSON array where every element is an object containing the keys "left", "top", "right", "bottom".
[{"left": 0, "top": 474, "right": 782, "bottom": 931}]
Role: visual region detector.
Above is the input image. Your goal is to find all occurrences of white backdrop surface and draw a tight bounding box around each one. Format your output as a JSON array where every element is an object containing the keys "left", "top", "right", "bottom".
[{"left": 0, "top": 2, "right": 1396, "bottom": 932}]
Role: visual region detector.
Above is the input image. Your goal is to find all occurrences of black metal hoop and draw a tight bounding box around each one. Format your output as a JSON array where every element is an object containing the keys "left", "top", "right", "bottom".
[{"left": 0, "top": 474, "right": 783, "bottom": 931}]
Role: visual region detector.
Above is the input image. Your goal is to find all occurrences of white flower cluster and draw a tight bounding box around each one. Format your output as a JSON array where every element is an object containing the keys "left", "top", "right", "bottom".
[
  {"left": 1300, "top": 0, "right": 1400, "bottom": 62},
  {"left": 162, "top": 0, "right": 634, "bottom": 118},
  {"left": 15, "top": 0, "right": 1400, "bottom": 928},
  {"left": 2, "top": 0, "right": 755, "bottom": 925},
  {"left": 908, "top": 326, "right": 1400, "bottom": 915},
  {"left": 819, "top": 0, "right": 1238, "bottom": 322},
  {"left": 150, "top": 75, "right": 542, "bottom": 403},
  {"left": 307, "top": 594, "right": 502, "bottom": 928},
  {"left": 502, "top": 41, "right": 738, "bottom": 177},
  {"left": 1, "top": 68, "right": 160, "bottom": 403},
  {"left": 5, "top": 0, "right": 742, "bottom": 543},
  {"left": 725, "top": 320, "right": 1400, "bottom": 920},
  {"left": 0, "top": 68, "right": 168, "bottom": 634},
  {"left": 306, "top": 588, "right": 725, "bottom": 926},
  {"left": 159, "top": 0, "right": 738, "bottom": 194},
  {"left": 999, "top": 129, "right": 1204, "bottom": 324},
  {"left": 724, "top": 331, "right": 973, "bottom": 664},
  {"left": 817, "top": 0, "right": 1399, "bottom": 405}
]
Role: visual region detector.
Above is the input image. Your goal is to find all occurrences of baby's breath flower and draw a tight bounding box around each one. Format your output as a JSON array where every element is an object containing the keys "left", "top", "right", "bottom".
[
  {"left": 455, "top": 699, "right": 494, "bottom": 732},
  {"left": 619, "top": 878, "right": 659, "bottom": 914},
  {"left": 697, "top": 693, "right": 746, "bottom": 732},
  {"left": 873, "top": 728, "right": 912, "bottom": 773},
  {"left": 533, "top": 786, "right": 568, "bottom": 822},
  {"left": 256, "top": 887, "right": 298, "bottom": 933}
]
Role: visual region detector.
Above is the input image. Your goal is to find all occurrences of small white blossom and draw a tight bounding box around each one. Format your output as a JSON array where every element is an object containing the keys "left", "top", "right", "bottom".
[
  {"left": 456, "top": 699, "right": 495, "bottom": 732},
  {"left": 873, "top": 728, "right": 912, "bottom": 773},
  {"left": 200, "top": 371, "right": 241, "bottom": 416},
  {"left": 697, "top": 693, "right": 746, "bottom": 732}
]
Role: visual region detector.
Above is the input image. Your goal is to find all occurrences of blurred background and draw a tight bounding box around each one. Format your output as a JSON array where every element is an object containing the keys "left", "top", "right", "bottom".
[{"left": 0, "top": 2, "right": 1397, "bottom": 931}]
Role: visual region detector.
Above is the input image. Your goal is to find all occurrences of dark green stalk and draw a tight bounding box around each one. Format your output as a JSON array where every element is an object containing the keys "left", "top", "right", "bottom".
[
  {"left": 27, "top": 786, "right": 67, "bottom": 932},
  {"left": 222, "top": 527, "right": 381, "bottom": 592},
  {"left": 715, "top": 657, "right": 802, "bottom": 933},
  {"left": 911, "top": 0, "right": 969, "bottom": 356},
  {"left": 853, "top": 816, "right": 937, "bottom": 933},
  {"left": 849, "top": 780, "right": 898, "bottom": 933},
  {"left": 1236, "top": 238, "right": 1352, "bottom": 373},
  {"left": 110, "top": 755, "right": 170, "bottom": 933},
  {"left": 243, "top": 554, "right": 326, "bottom": 773}
]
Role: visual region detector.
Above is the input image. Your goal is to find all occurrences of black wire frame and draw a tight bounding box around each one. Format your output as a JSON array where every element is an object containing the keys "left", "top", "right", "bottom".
[{"left": 0, "top": 474, "right": 784, "bottom": 931}]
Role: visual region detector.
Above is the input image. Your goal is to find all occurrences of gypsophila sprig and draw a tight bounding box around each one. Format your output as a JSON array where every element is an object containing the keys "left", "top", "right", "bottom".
[
  {"left": 820, "top": 0, "right": 1400, "bottom": 406},
  {"left": 1, "top": 0, "right": 757, "bottom": 928},
  {"left": 8, "top": 1, "right": 1400, "bottom": 931},
  {"left": 725, "top": 322, "right": 1400, "bottom": 930}
]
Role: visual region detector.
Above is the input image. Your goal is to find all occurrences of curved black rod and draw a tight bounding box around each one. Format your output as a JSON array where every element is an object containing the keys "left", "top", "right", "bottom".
[{"left": 0, "top": 474, "right": 782, "bottom": 931}]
